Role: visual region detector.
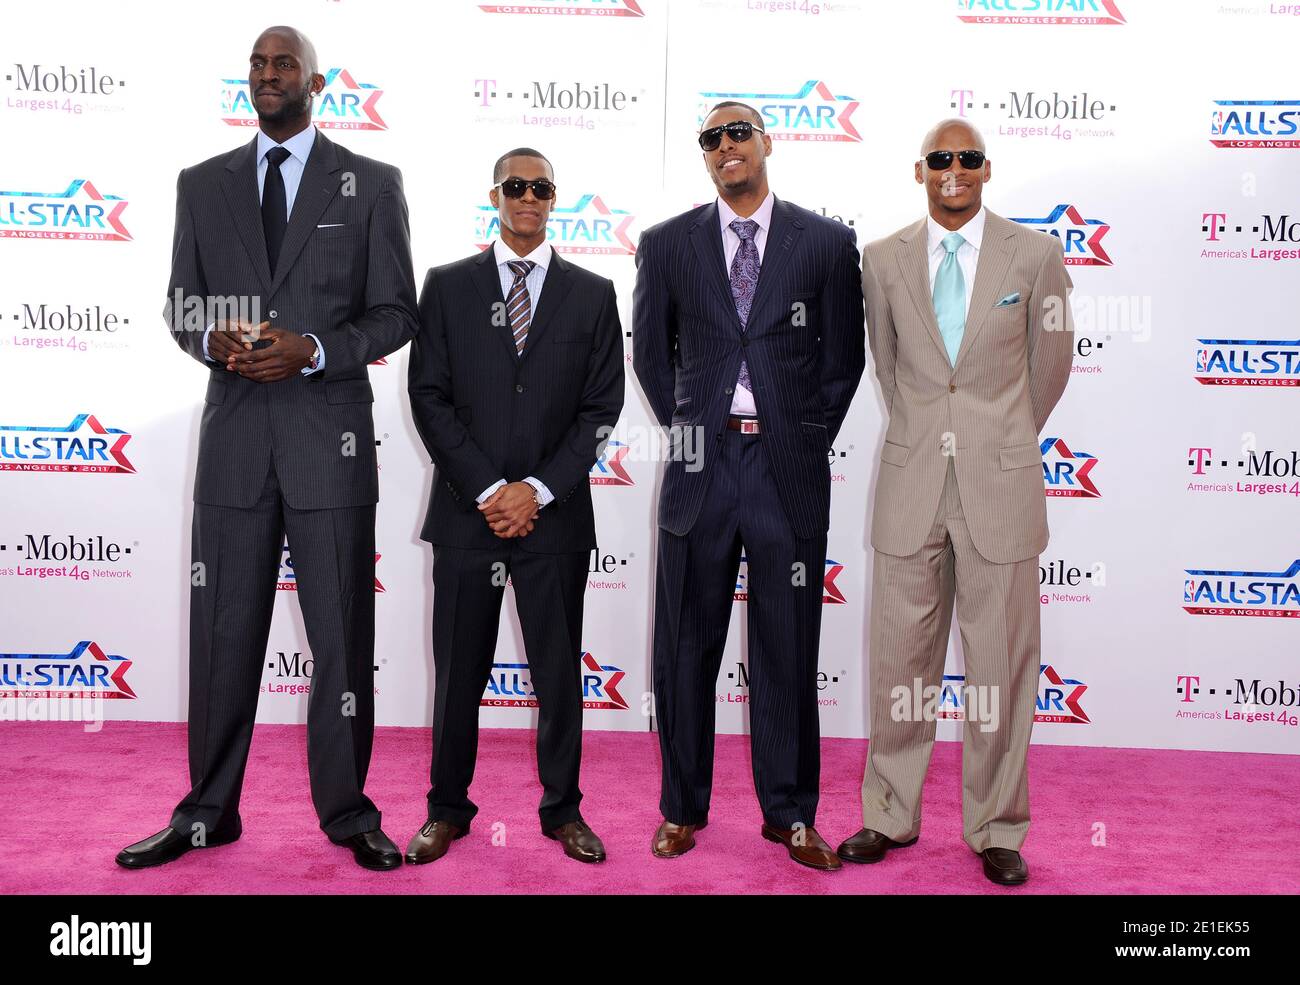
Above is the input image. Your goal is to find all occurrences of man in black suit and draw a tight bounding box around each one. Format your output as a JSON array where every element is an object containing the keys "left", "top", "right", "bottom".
[
  {"left": 405, "top": 148, "right": 624, "bottom": 865},
  {"left": 116, "top": 26, "right": 417, "bottom": 871},
  {"left": 633, "top": 102, "right": 865, "bottom": 869}
]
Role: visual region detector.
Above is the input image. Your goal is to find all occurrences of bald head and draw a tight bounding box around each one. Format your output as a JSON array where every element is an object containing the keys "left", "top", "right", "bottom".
[
  {"left": 255, "top": 25, "right": 319, "bottom": 77},
  {"left": 920, "top": 118, "right": 986, "bottom": 157}
]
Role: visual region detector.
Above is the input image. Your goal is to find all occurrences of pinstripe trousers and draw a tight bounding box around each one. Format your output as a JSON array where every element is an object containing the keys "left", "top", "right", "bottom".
[
  {"left": 170, "top": 461, "right": 382, "bottom": 841},
  {"left": 654, "top": 429, "right": 826, "bottom": 829},
  {"left": 861, "top": 458, "right": 1041, "bottom": 853}
]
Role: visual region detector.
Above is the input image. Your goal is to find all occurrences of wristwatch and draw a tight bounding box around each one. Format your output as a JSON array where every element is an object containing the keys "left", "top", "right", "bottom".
[{"left": 308, "top": 343, "right": 321, "bottom": 371}]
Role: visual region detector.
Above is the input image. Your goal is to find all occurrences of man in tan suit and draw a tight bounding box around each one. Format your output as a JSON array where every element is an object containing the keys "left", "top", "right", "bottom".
[{"left": 837, "top": 119, "right": 1073, "bottom": 885}]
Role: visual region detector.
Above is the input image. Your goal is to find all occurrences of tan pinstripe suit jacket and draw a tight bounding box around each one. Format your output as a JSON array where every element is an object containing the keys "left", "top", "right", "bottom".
[{"left": 864, "top": 210, "right": 1074, "bottom": 564}]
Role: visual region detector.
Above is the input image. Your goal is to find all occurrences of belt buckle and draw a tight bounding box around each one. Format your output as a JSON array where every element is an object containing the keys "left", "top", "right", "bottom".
[{"left": 739, "top": 418, "right": 760, "bottom": 435}]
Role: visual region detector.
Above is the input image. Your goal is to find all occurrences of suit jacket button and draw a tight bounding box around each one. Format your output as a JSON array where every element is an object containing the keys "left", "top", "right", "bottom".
[
  {"left": 515, "top": 384, "right": 525, "bottom": 394},
  {"left": 269, "top": 310, "right": 278, "bottom": 319},
  {"left": 724, "top": 387, "right": 734, "bottom": 395},
  {"left": 949, "top": 383, "right": 957, "bottom": 393}
]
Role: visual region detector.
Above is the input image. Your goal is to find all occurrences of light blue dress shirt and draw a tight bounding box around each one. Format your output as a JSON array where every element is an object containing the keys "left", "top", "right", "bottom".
[{"left": 202, "top": 124, "right": 323, "bottom": 374}]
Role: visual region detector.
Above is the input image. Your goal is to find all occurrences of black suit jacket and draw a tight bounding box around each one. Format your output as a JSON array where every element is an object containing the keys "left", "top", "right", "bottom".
[
  {"left": 165, "top": 129, "right": 419, "bottom": 510},
  {"left": 632, "top": 197, "right": 865, "bottom": 539},
  {"left": 408, "top": 248, "right": 625, "bottom": 553}
]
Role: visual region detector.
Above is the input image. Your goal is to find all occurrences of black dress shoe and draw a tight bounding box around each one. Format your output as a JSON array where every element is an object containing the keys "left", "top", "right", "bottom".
[
  {"left": 835, "top": 827, "right": 918, "bottom": 864},
  {"left": 330, "top": 828, "right": 402, "bottom": 871},
  {"left": 981, "top": 847, "right": 1029, "bottom": 885},
  {"left": 544, "top": 820, "right": 607, "bottom": 863},
  {"left": 115, "top": 824, "right": 241, "bottom": 869}
]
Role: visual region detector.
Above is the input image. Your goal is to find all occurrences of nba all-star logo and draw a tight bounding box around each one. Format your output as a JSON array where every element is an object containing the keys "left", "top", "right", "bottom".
[
  {"left": 1183, "top": 560, "right": 1300, "bottom": 618},
  {"left": 1209, "top": 100, "right": 1300, "bottom": 148},
  {"left": 1194, "top": 339, "right": 1300, "bottom": 386},
  {"left": 0, "top": 179, "right": 130, "bottom": 241},
  {"left": 476, "top": 195, "right": 637, "bottom": 255},
  {"left": 698, "top": 81, "right": 860, "bottom": 143},
  {"left": 277, "top": 544, "right": 386, "bottom": 592},
  {"left": 0, "top": 641, "right": 136, "bottom": 699},
  {"left": 1009, "top": 205, "right": 1112, "bottom": 266},
  {"left": 0, "top": 414, "right": 134, "bottom": 474},
  {"left": 482, "top": 652, "right": 629, "bottom": 710},
  {"left": 734, "top": 558, "right": 848, "bottom": 604},
  {"left": 1041, "top": 437, "right": 1100, "bottom": 498},
  {"left": 479, "top": 0, "right": 644, "bottom": 14},
  {"left": 938, "top": 665, "right": 1090, "bottom": 723},
  {"left": 589, "top": 439, "right": 633, "bottom": 485},
  {"left": 221, "top": 68, "right": 387, "bottom": 130},
  {"left": 956, "top": 0, "right": 1125, "bottom": 25}
]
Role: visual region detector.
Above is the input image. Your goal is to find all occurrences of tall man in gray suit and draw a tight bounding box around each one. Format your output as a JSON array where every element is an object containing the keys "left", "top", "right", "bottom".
[
  {"left": 837, "top": 119, "right": 1073, "bottom": 885},
  {"left": 116, "top": 26, "right": 418, "bottom": 871}
]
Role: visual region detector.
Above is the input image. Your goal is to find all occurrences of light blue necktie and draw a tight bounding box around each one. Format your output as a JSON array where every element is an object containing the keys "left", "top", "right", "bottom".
[{"left": 932, "top": 231, "right": 966, "bottom": 366}]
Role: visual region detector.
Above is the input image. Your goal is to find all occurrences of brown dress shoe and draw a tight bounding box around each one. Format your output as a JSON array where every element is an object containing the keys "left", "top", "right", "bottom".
[
  {"left": 836, "top": 827, "right": 919, "bottom": 864},
  {"left": 652, "top": 819, "right": 707, "bottom": 859},
  {"left": 981, "top": 848, "right": 1029, "bottom": 886},
  {"left": 404, "top": 820, "right": 466, "bottom": 865},
  {"left": 544, "top": 820, "right": 606, "bottom": 863},
  {"left": 760, "top": 823, "right": 842, "bottom": 871}
]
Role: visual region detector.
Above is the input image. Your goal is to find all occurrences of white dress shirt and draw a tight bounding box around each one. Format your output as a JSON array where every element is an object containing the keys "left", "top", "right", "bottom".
[
  {"left": 925, "top": 206, "right": 985, "bottom": 323},
  {"left": 203, "top": 123, "right": 323, "bottom": 373},
  {"left": 477, "top": 238, "right": 556, "bottom": 508},
  {"left": 718, "top": 191, "right": 774, "bottom": 417}
]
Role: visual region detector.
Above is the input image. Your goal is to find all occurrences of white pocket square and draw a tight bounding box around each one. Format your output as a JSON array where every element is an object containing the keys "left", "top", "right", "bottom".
[
  {"left": 316, "top": 222, "right": 346, "bottom": 228},
  {"left": 995, "top": 292, "right": 1022, "bottom": 307}
]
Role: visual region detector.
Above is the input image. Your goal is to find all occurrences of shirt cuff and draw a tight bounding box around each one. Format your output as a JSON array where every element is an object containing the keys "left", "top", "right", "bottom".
[
  {"left": 202, "top": 323, "right": 215, "bottom": 363},
  {"left": 476, "top": 479, "right": 507, "bottom": 504},
  {"left": 523, "top": 477, "right": 554, "bottom": 508},
  {"left": 301, "top": 333, "right": 324, "bottom": 375}
]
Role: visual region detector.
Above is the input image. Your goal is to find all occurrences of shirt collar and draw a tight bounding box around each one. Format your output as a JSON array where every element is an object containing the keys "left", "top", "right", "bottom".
[
  {"left": 927, "top": 205, "right": 986, "bottom": 256},
  {"left": 494, "top": 238, "right": 552, "bottom": 271},
  {"left": 718, "top": 190, "right": 775, "bottom": 236},
  {"left": 257, "top": 124, "right": 317, "bottom": 167}
]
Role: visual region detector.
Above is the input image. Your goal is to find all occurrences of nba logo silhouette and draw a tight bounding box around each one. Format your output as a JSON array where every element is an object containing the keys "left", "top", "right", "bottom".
[
  {"left": 1196, "top": 349, "right": 1209, "bottom": 373},
  {"left": 1210, "top": 111, "right": 1224, "bottom": 135},
  {"left": 1183, "top": 579, "right": 1196, "bottom": 602}
]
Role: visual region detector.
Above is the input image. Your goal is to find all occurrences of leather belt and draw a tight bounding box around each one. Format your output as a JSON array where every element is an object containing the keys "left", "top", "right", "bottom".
[{"left": 726, "top": 415, "right": 761, "bottom": 434}]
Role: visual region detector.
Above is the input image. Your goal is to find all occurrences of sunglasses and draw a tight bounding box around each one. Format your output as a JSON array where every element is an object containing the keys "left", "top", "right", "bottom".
[
  {"left": 698, "top": 120, "right": 765, "bottom": 152},
  {"left": 924, "top": 150, "right": 987, "bottom": 171},
  {"left": 497, "top": 177, "right": 556, "bottom": 201}
]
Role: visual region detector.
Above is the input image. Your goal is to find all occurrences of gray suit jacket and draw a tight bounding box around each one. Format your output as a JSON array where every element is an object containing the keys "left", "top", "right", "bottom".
[
  {"left": 165, "top": 130, "right": 418, "bottom": 510},
  {"left": 864, "top": 209, "right": 1073, "bottom": 564}
]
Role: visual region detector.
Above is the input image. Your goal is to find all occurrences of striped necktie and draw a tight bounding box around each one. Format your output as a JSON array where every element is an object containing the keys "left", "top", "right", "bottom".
[{"left": 505, "top": 259, "right": 536, "bottom": 355}]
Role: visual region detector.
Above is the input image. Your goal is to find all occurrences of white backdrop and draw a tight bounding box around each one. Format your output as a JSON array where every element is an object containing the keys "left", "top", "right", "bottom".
[{"left": 2, "top": 0, "right": 1297, "bottom": 755}]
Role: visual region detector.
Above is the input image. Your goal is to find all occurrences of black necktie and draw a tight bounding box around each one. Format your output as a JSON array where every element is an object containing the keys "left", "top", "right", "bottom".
[{"left": 262, "top": 146, "right": 291, "bottom": 275}]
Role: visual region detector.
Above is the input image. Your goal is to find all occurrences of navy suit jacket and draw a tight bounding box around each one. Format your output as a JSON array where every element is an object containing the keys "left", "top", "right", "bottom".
[{"left": 632, "top": 196, "right": 865, "bottom": 539}]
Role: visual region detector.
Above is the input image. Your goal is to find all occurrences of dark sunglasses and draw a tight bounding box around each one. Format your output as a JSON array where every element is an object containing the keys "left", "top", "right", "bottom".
[
  {"left": 925, "top": 150, "right": 987, "bottom": 171},
  {"left": 698, "top": 120, "right": 765, "bottom": 152},
  {"left": 497, "top": 177, "right": 556, "bottom": 201}
]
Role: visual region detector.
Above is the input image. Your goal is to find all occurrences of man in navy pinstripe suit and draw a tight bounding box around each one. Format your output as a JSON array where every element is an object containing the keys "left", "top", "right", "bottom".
[
  {"left": 116, "top": 27, "right": 417, "bottom": 872},
  {"left": 633, "top": 101, "right": 865, "bottom": 869}
]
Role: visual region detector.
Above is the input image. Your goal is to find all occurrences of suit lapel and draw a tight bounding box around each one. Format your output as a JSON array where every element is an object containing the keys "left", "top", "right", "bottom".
[
  {"left": 470, "top": 247, "right": 520, "bottom": 360},
  {"left": 748, "top": 196, "right": 802, "bottom": 328},
  {"left": 688, "top": 203, "right": 743, "bottom": 335},
  {"left": 220, "top": 137, "right": 272, "bottom": 293},
  {"left": 953, "top": 211, "right": 1017, "bottom": 369},
  {"left": 269, "top": 130, "right": 342, "bottom": 297},
  {"left": 519, "top": 251, "right": 574, "bottom": 360},
  {"left": 896, "top": 219, "right": 949, "bottom": 365}
]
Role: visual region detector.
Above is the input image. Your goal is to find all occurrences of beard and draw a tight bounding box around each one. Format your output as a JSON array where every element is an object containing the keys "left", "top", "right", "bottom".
[{"left": 254, "top": 79, "right": 313, "bottom": 127}]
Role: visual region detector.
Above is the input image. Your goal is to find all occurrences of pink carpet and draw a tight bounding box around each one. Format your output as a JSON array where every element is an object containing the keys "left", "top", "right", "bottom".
[{"left": 2, "top": 721, "right": 1297, "bottom": 894}]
